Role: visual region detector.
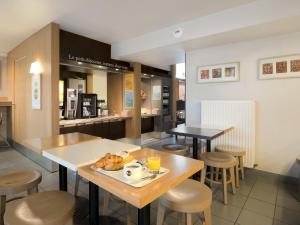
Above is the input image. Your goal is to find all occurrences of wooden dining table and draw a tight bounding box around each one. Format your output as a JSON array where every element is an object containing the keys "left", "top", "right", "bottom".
[{"left": 78, "top": 148, "right": 204, "bottom": 225}]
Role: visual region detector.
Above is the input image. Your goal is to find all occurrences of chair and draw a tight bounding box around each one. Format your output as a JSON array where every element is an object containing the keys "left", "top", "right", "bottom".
[
  {"left": 216, "top": 144, "right": 246, "bottom": 187},
  {"left": 0, "top": 170, "right": 42, "bottom": 225},
  {"left": 200, "top": 152, "right": 236, "bottom": 204},
  {"left": 161, "top": 144, "right": 189, "bottom": 156},
  {"left": 4, "top": 191, "right": 75, "bottom": 225},
  {"left": 156, "top": 179, "right": 212, "bottom": 225}
]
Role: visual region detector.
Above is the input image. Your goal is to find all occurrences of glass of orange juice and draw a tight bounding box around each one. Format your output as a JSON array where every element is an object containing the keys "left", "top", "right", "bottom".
[{"left": 147, "top": 154, "right": 161, "bottom": 174}]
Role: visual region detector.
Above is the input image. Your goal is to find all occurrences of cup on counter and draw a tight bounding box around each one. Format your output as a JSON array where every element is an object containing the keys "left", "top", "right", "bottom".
[
  {"left": 123, "top": 163, "right": 143, "bottom": 181},
  {"left": 147, "top": 154, "right": 161, "bottom": 174}
]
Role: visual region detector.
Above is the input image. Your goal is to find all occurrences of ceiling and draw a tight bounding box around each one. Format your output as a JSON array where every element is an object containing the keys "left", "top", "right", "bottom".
[{"left": 0, "top": 0, "right": 256, "bottom": 54}]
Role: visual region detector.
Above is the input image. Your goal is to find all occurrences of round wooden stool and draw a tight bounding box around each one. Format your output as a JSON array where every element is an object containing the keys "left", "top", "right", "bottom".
[
  {"left": 216, "top": 145, "right": 246, "bottom": 187},
  {"left": 157, "top": 179, "right": 212, "bottom": 225},
  {"left": 200, "top": 152, "right": 236, "bottom": 205},
  {"left": 0, "top": 170, "right": 42, "bottom": 225},
  {"left": 4, "top": 191, "right": 75, "bottom": 225},
  {"left": 161, "top": 144, "right": 189, "bottom": 156}
]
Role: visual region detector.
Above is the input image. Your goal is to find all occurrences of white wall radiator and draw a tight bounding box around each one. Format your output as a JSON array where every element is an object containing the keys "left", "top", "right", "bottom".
[{"left": 201, "top": 100, "right": 256, "bottom": 168}]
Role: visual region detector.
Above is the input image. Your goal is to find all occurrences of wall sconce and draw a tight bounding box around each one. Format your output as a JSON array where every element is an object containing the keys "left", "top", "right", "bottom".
[
  {"left": 29, "top": 61, "right": 42, "bottom": 110},
  {"left": 29, "top": 61, "right": 42, "bottom": 75}
]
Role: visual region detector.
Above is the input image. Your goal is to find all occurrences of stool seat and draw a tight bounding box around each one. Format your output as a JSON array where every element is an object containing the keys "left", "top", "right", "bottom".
[
  {"left": 4, "top": 191, "right": 75, "bottom": 225},
  {"left": 161, "top": 144, "right": 189, "bottom": 156},
  {"left": 200, "top": 152, "right": 236, "bottom": 168},
  {"left": 0, "top": 170, "right": 42, "bottom": 195},
  {"left": 160, "top": 179, "right": 212, "bottom": 213},
  {"left": 215, "top": 145, "right": 246, "bottom": 157}
]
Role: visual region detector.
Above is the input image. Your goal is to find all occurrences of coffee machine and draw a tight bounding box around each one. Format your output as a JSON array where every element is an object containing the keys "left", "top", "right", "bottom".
[{"left": 65, "top": 89, "right": 78, "bottom": 119}]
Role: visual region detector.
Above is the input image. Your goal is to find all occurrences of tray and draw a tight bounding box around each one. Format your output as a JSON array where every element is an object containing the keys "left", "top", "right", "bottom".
[{"left": 91, "top": 161, "right": 169, "bottom": 188}]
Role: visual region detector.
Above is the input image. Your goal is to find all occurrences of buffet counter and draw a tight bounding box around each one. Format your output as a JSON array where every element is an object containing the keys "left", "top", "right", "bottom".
[{"left": 59, "top": 116, "right": 131, "bottom": 140}]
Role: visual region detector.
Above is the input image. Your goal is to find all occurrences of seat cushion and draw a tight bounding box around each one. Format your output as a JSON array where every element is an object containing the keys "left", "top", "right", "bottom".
[
  {"left": 200, "top": 152, "right": 236, "bottom": 168},
  {"left": 215, "top": 145, "right": 246, "bottom": 157},
  {"left": 161, "top": 144, "right": 189, "bottom": 156},
  {"left": 160, "top": 179, "right": 212, "bottom": 213},
  {"left": 0, "top": 170, "right": 42, "bottom": 195},
  {"left": 4, "top": 191, "right": 75, "bottom": 225}
]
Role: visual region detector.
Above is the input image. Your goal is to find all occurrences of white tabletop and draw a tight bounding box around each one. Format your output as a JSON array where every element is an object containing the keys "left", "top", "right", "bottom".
[{"left": 42, "top": 138, "right": 141, "bottom": 171}]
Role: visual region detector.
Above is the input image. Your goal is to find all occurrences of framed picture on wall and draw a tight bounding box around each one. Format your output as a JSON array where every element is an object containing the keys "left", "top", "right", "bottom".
[
  {"left": 197, "top": 62, "right": 239, "bottom": 83},
  {"left": 258, "top": 54, "right": 300, "bottom": 79}
]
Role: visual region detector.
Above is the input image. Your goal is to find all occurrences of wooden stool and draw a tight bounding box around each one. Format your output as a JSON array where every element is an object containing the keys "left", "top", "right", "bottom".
[
  {"left": 157, "top": 179, "right": 212, "bottom": 225},
  {"left": 161, "top": 144, "right": 189, "bottom": 156},
  {"left": 4, "top": 191, "right": 75, "bottom": 225},
  {"left": 200, "top": 152, "right": 236, "bottom": 205},
  {"left": 216, "top": 145, "right": 246, "bottom": 187},
  {"left": 0, "top": 170, "right": 42, "bottom": 225}
]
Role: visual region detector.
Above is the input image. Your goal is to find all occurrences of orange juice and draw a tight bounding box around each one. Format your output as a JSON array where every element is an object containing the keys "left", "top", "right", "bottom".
[{"left": 147, "top": 156, "right": 161, "bottom": 172}]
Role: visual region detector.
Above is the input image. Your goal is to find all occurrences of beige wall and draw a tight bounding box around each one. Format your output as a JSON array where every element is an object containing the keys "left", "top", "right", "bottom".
[
  {"left": 88, "top": 70, "right": 107, "bottom": 102},
  {"left": 7, "top": 23, "right": 59, "bottom": 143},
  {"left": 0, "top": 56, "right": 8, "bottom": 98},
  {"left": 186, "top": 32, "right": 300, "bottom": 177}
]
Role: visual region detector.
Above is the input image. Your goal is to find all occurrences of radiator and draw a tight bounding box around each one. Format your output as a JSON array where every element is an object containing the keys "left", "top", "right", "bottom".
[{"left": 200, "top": 100, "right": 256, "bottom": 168}]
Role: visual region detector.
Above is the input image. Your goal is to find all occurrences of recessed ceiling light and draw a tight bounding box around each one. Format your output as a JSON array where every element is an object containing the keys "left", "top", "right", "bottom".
[
  {"left": 77, "top": 62, "right": 82, "bottom": 65},
  {"left": 115, "top": 68, "right": 119, "bottom": 71},
  {"left": 144, "top": 73, "right": 147, "bottom": 76},
  {"left": 173, "top": 27, "right": 183, "bottom": 38},
  {"left": 150, "top": 75, "right": 155, "bottom": 77}
]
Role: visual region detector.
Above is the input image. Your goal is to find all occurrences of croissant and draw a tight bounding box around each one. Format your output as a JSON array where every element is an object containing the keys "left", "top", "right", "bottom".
[{"left": 95, "top": 153, "right": 123, "bottom": 168}]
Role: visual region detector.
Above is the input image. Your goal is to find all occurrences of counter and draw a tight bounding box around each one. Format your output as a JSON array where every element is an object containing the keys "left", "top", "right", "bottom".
[
  {"left": 59, "top": 115, "right": 130, "bottom": 127},
  {"left": 59, "top": 116, "right": 131, "bottom": 140},
  {"left": 141, "top": 113, "right": 160, "bottom": 118}
]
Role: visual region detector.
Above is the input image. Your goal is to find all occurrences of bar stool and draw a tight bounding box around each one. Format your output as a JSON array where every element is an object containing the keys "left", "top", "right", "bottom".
[
  {"left": 0, "top": 170, "right": 42, "bottom": 225},
  {"left": 156, "top": 179, "right": 212, "bottom": 225},
  {"left": 200, "top": 152, "right": 236, "bottom": 205},
  {"left": 216, "top": 145, "right": 246, "bottom": 187},
  {"left": 4, "top": 191, "right": 75, "bottom": 225},
  {"left": 161, "top": 144, "right": 189, "bottom": 156}
]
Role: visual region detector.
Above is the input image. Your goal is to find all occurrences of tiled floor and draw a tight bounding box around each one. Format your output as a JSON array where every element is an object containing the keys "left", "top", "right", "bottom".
[{"left": 0, "top": 141, "right": 299, "bottom": 225}]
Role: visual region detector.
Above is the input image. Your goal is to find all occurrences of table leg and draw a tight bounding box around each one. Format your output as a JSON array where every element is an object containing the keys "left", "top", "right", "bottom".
[
  {"left": 192, "top": 137, "right": 198, "bottom": 159},
  {"left": 89, "top": 182, "right": 99, "bottom": 225},
  {"left": 138, "top": 204, "right": 150, "bottom": 225},
  {"left": 59, "top": 165, "right": 68, "bottom": 191},
  {"left": 206, "top": 140, "right": 211, "bottom": 152}
]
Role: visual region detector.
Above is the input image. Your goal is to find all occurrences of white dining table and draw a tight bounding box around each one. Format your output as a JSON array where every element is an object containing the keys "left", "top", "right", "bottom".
[{"left": 42, "top": 138, "right": 141, "bottom": 191}]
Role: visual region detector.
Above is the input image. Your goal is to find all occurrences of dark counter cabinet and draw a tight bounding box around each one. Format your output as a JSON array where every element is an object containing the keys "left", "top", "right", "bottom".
[
  {"left": 141, "top": 117, "right": 154, "bottom": 134},
  {"left": 60, "top": 120, "right": 125, "bottom": 140}
]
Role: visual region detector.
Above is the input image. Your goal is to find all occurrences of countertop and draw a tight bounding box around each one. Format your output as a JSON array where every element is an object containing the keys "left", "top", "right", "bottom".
[
  {"left": 141, "top": 113, "right": 160, "bottom": 118},
  {"left": 0, "top": 101, "right": 12, "bottom": 107},
  {"left": 59, "top": 115, "right": 130, "bottom": 127}
]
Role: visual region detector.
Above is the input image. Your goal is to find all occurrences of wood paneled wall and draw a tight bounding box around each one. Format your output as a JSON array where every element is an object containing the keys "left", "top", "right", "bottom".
[
  {"left": 7, "top": 23, "right": 59, "bottom": 143},
  {"left": 107, "top": 72, "right": 123, "bottom": 114}
]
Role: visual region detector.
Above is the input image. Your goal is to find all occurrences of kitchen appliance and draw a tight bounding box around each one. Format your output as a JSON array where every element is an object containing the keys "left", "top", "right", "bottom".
[
  {"left": 65, "top": 89, "right": 78, "bottom": 119},
  {"left": 77, "top": 93, "right": 97, "bottom": 118}
]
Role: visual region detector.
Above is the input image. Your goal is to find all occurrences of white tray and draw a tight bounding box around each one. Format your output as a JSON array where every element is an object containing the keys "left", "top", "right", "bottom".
[{"left": 91, "top": 162, "right": 169, "bottom": 188}]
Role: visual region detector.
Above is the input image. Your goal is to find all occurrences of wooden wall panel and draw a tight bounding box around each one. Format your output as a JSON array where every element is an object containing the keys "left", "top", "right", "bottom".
[
  {"left": 107, "top": 72, "right": 123, "bottom": 114},
  {"left": 7, "top": 23, "right": 60, "bottom": 143}
]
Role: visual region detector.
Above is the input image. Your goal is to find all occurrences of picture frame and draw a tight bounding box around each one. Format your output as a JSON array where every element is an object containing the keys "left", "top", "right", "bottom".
[
  {"left": 197, "top": 62, "right": 239, "bottom": 83},
  {"left": 258, "top": 54, "right": 300, "bottom": 80},
  {"left": 32, "top": 74, "right": 41, "bottom": 109}
]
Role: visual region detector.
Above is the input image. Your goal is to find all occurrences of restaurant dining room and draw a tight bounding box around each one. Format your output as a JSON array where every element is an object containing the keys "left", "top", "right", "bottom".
[{"left": 1, "top": 0, "right": 300, "bottom": 225}]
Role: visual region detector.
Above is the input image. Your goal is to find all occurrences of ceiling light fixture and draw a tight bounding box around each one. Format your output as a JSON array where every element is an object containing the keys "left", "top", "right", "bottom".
[{"left": 173, "top": 27, "right": 183, "bottom": 38}]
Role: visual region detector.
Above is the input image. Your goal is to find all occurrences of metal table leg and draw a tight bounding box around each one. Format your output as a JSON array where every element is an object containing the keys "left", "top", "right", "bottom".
[
  {"left": 138, "top": 204, "right": 150, "bottom": 225},
  {"left": 192, "top": 137, "right": 198, "bottom": 159},
  {"left": 89, "top": 182, "right": 99, "bottom": 225},
  {"left": 206, "top": 140, "right": 211, "bottom": 152},
  {"left": 59, "top": 165, "right": 68, "bottom": 191}
]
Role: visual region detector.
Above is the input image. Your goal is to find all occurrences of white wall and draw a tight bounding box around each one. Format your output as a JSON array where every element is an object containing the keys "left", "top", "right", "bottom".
[
  {"left": 0, "top": 56, "right": 7, "bottom": 97},
  {"left": 186, "top": 32, "right": 300, "bottom": 177}
]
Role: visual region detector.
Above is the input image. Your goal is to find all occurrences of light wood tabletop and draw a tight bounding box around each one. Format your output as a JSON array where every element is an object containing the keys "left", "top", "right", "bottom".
[
  {"left": 22, "top": 132, "right": 100, "bottom": 154},
  {"left": 78, "top": 148, "right": 204, "bottom": 209}
]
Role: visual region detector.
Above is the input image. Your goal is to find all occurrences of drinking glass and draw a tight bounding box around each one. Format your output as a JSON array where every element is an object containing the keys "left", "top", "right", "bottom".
[{"left": 147, "top": 154, "right": 161, "bottom": 174}]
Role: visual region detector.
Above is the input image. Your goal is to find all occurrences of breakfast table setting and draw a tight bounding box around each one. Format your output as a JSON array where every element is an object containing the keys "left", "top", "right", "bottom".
[{"left": 24, "top": 132, "right": 204, "bottom": 225}]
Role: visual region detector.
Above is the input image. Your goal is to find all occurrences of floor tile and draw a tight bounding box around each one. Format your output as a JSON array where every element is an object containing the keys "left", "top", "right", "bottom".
[
  {"left": 273, "top": 219, "right": 289, "bottom": 225},
  {"left": 214, "top": 189, "right": 247, "bottom": 208},
  {"left": 244, "top": 197, "right": 275, "bottom": 218},
  {"left": 276, "top": 195, "right": 300, "bottom": 212},
  {"left": 211, "top": 200, "right": 241, "bottom": 222},
  {"left": 237, "top": 209, "right": 273, "bottom": 225},
  {"left": 250, "top": 186, "right": 277, "bottom": 204},
  {"left": 274, "top": 206, "right": 300, "bottom": 225},
  {"left": 277, "top": 183, "right": 299, "bottom": 200}
]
